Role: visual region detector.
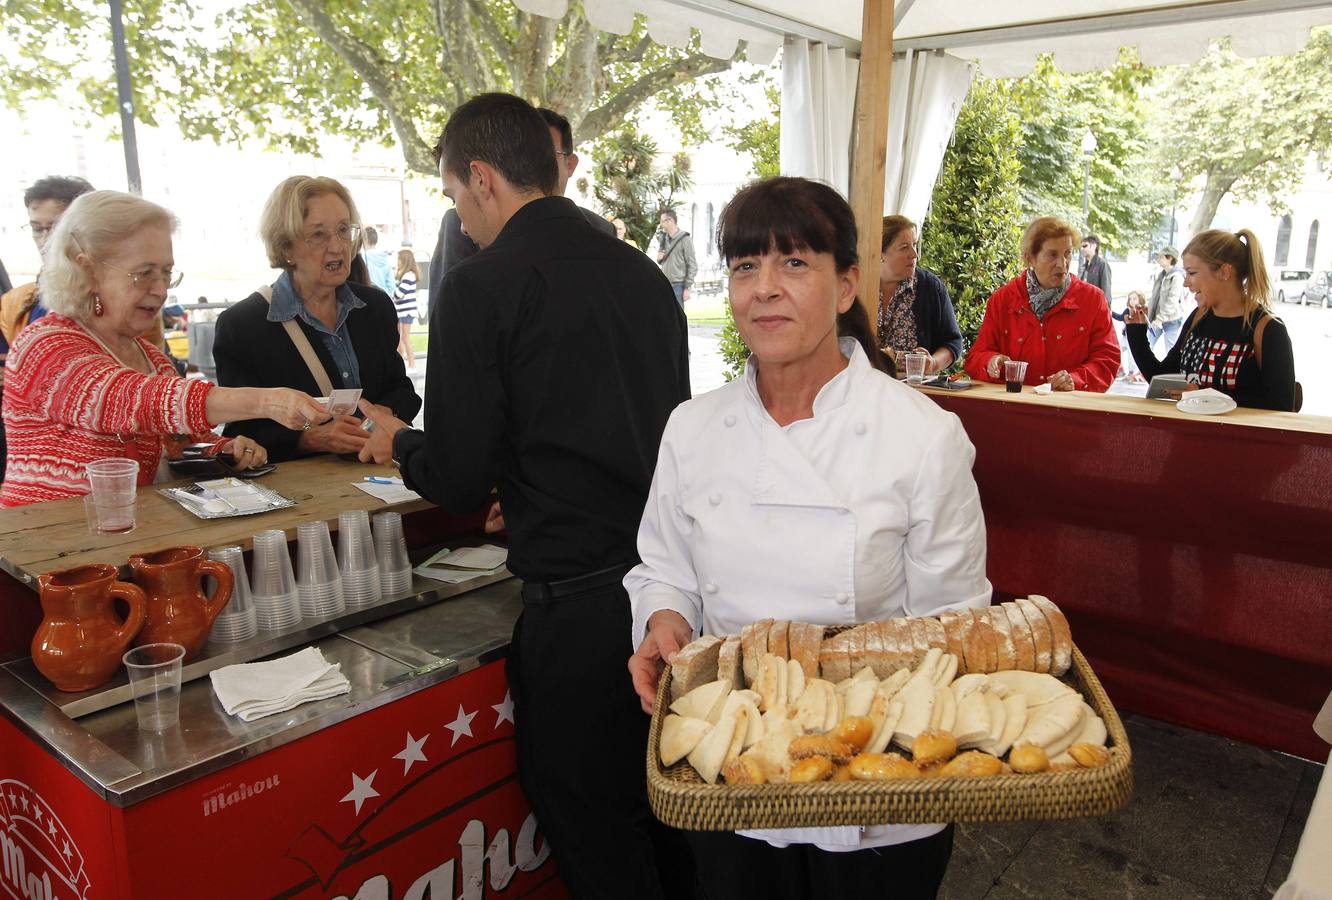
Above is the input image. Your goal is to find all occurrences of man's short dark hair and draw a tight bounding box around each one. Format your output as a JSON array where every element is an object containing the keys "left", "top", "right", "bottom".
[
  {"left": 537, "top": 108, "right": 573, "bottom": 155},
  {"left": 364, "top": 225, "right": 379, "bottom": 247},
  {"left": 660, "top": 209, "right": 678, "bottom": 223},
  {"left": 24, "top": 176, "right": 95, "bottom": 209},
  {"left": 433, "top": 93, "right": 557, "bottom": 195},
  {"left": 1083, "top": 234, "right": 1100, "bottom": 250}
]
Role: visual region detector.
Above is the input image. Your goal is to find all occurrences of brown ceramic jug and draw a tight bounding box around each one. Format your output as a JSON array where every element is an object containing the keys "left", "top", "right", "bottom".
[
  {"left": 33, "top": 564, "right": 147, "bottom": 692},
  {"left": 129, "top": 546, "right": 233, "bottom": 661}
]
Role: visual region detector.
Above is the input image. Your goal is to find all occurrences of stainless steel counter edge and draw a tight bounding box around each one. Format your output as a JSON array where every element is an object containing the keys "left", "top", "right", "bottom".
[{"left": 0, "top": 577, "right": 524, "bottom": 809}]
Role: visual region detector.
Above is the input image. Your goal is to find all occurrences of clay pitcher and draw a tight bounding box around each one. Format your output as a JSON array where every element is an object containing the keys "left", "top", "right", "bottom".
[
  {"left": 129, "top": 546, "right": 233, "bottom": 661},
  {"left": 33, "top": 564, "right": 147, "bottom": 692}
]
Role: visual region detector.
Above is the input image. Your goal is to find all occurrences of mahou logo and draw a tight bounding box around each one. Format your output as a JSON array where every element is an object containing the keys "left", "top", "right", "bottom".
[{"left": 0, "top": 779, "right": 91, "bottom": 900}]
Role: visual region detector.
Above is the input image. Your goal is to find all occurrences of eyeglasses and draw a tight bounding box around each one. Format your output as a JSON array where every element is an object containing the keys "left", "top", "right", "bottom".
[
  {"left": 98, "top": 259, "right": 184, "bottom": 289},
  {"left": 302, "top": 223, "right": 362, "bottom": 248},
  {"left": 554, "top": 150, "right": 574, "bottom": 159}
]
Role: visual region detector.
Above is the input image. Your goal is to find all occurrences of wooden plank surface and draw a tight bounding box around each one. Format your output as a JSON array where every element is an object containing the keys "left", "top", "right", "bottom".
[
  {"left": 0, "top": 455, "right": 433, "bottom": 585},
  {"left": 850, "top": 0, "right": 894, "bottom": 325},
  {"left": 919, "top": 382, "right": 1332, "bottom": 437}
]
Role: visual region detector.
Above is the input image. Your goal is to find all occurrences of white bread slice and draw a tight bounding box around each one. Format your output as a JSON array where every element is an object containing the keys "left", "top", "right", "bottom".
[
  {"left": 824, "top": 682, "right": 843, "bottom": 733},
  {"left": 954, "top": 690, "right": 992, "bottom": 747},
  {"left": 1072, "top": 703, "right": 1107, "bottom": 747},
  {"left": 723, "top": 706, "right": 749, "bottom": 766},
  {"left": 688, "top": 713, "right": 738, "bottom": 784},
  {"left": 845, "top": 677, "right": 876, "bottom": 718},
  {"left": 795, "top": 678, "right": 830, "bottom": 731},
  {"left": 880, "top": 666, "right": 912, "bottom": 700},
  {"left": 993, "top": 692, "right": 1027, "bottom": 757},
  {"left": 660, "top": 715, "right": 712, "bottom": 766},
  {"left": 669, "top": 635, "right": 723, "bottom": 704},
  {"left": 669, "top": 678, "right": 730, "bottom": 720},
  {"left": 1029, "top": 596, "right": 1073, "bottom": 676},
  {"left": 892, "top": 679, "right": 936, "bottom": 750},
  {"left": 933, "top": 653, "right": 959, "bottom": 688},
  {"left": 788, "top": 621, "right": 824, "bottom": 679},
  {"left": 951, "top": 673, "right": 989, "bottom": 703},
  {"left": 741, "top": 619, "right": 774, "bottom": 686},
  {"left": 935, "top": 685, "right": 957, "bottom": 732},
  {"left": 867, "top": 698, "right": 905, "bottom": 753},
  {"left": 786, "top": 658, "right": 806, "bottom": 706},
  {"left": 720, "top": 692, "right": 765, "bottom": 749},
  {"left": 1015, "top": 693, "right": 1084, "bottom": 754},
  {"left": 988, "top": 670, "right": 1075, "bottom": 706}
]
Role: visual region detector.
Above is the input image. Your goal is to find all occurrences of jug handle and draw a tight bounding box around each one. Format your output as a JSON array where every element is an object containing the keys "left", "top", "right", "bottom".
[
  {"left": 197, "top": 560, "right": 234, "bottom": 628},
  {"left": 109, "top": 581, "right": 148, "bottom": 647}
]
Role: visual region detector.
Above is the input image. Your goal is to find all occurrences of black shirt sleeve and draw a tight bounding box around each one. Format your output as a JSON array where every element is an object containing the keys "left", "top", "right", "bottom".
[
  {"left": 1127, "top": 308, "right": 1195, "bottom": 380},
  {"left": 916, "top": 272, "right": 963, "bottom": 363},
  {"left": 1240, "top": 318, "right": 1297, "bottom": 411}
]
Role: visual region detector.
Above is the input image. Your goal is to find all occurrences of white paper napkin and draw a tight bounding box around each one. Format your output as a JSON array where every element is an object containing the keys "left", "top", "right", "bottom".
[{"left": 210, "top": 647, "right": 351, "bottom": 721}]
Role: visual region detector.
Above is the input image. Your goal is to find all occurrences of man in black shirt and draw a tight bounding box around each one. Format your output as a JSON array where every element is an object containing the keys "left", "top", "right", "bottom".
[{"left": 360, "top": 92, "right": 692, "bottom": 899}]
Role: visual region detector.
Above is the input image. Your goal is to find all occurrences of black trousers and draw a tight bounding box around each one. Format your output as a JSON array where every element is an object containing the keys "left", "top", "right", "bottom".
[
  {"left": 689, "top": 826, "right": 954, "bottom": 900},
  {"left": 507, "top": 581, "right": 695, "bottom": 899}
]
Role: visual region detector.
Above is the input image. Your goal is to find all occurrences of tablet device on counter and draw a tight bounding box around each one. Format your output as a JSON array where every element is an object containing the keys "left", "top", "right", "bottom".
[{"left": 1147, "top": 373, "right": 1192, "bottom": 401}]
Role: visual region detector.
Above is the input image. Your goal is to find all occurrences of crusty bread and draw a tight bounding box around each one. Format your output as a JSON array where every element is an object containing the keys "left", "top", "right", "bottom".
[
  {"left": 848, "top": 624, "right": 870, "bottom": 676},
  {"left": 939, "top": 610, "right": 968, "bottom": 673},
  {"left": 818, "top": 630, "right": 853, "bottom": 683},
  {"left": 788, "top": 622, "right": 824, "bottom": 679},
  {"left": 717, "top": 635, "right": 743, "bottom": 687},
  {"left": 862, "top": 621, "right": 887, "bottom": 678},
  {"left": 922, "top": 617, "right": 948, "bottom": 653},
  {"left": 959, "top": 609, "right": 987, "bottom": 674},
  {"left": 1003, "top": 602, "right": 1036, "bottom": 672},
  {"left": 989, "top": 605, "right": 1018, "bottom": 670},
  {"left": 767, "top": 619, "right": 791, "bottom": 660},
  {"left": 906, "top": 618, "right": 930, "bottom": 667},
  {"left": 669, "top": 635, "right": 724, "bottom": 704},
  {"left": 1028, "top": 595, "right": 1073, "bottom": 676},
  {"left": 973, "top": 607, "right": 999, "bottom": 673},
  {"left": 1016, "top": 598, "right": 1053, "bottom": 674},
  {"left": 741, "top": 618, "right": 774, "bottom": 686}
]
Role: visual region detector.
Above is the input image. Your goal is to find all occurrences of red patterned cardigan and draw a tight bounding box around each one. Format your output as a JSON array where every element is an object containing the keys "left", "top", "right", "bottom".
[{"left": 1, "top": 313, "right": 223, "bottom": 506}]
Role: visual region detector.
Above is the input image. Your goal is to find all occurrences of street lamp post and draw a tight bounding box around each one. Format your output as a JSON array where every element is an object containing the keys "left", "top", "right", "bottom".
[
  {"left": 1081, "top": 129, "right": 1098, "bottom": 223},
  {"left": 1168, "top": 166, "right": 1184, "bottom": 248}
]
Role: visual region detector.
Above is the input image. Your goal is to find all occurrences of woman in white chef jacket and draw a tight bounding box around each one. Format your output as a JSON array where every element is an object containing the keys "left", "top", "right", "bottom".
[{"left": 626, "top": 177, "right": 991, "bottom": 899}]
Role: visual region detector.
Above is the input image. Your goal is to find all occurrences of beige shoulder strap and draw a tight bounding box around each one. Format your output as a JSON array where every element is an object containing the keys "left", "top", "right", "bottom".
[
  {"left": 257, "top": 285, "right": 335, "bottom": 396},
  {"left": 1253, "top": 314, "right": 1272, "bottom": 369}
]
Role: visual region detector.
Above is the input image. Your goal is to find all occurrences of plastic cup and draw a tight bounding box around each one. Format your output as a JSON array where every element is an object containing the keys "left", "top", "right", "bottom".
[
  {"left": 905, "top": 352, "right": 928, "bottom": 384},
  {"left": 123, "top": 642, "right": 185, "bottom": 731},
  {"left": 1004, "top": 359, "right": 1029, "bottom": 393},
  {"left": 338, "top": 511, "right": 382, "bottom": 609},
  {"left": 207, "top": 546, "right": 257, "bottom": 643},
  {"left": 250, "top": 530, "right": 302, "bottom": 631},
  {"left": 372, "top": 512, "right": 412, "bottom": 597},
  {"left": 297, "top": 521, "right": 345, "bottom": 617},
  {"left": 85, "top": 458, "right": 138, "bottom": 533}
]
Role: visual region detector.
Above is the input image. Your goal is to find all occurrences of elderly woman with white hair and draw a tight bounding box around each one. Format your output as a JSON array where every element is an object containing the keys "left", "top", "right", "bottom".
[
  {"left": 213, "top": 176, "right": 419, "bottom": 463},
  {"left": 0, "top": 191, "right": 329, "bottom": 506}
]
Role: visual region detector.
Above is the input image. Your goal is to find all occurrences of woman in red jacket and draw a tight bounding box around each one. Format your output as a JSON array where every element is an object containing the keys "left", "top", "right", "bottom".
[{"left": 965, "top": 217, "right": 1120, "bottom": 392}]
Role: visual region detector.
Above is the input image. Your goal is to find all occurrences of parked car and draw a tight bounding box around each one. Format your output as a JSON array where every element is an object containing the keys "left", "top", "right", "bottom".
[
  {"left": 1300, "top": 270, "right": 1332, "bottom": 307},
  {"left": 1273, "top": 268, "right": 1313, "bottom": 303}
]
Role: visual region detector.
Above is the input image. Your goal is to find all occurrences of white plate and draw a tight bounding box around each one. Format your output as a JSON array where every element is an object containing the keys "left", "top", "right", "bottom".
[{"left": 1177, "top": 394, "right": 1237, "bottom": 415}]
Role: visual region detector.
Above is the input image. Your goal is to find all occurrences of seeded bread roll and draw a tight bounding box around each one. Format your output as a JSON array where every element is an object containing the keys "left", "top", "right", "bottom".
[
  {"left": 1003, "top": 602, "right": 1037, "bottom": 671},
  {"left": 669, "top": 635, "right": 723, "bottom": 704},
  {"left": 1015, "top": 598, "right": 1053, "bottom": 674},
  {"left": 1029, "top": 595, "right": 1073, "bottom": 676}
]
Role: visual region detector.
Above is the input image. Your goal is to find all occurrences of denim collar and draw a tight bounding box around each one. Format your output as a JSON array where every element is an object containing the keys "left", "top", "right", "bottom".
[{"left": 266, "top": 270, "right": 364, "bottom": 332}]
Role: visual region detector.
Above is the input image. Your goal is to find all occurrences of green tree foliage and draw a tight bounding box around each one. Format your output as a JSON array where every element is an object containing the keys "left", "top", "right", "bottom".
[
  {"left": 577, "top": 126, "right": 692, "bottom": 248},
  {"left": 724, "top": 80, "right": 781, "bottom": 179},
  {"left": 2, "top": 0, "right": 743, "bottom": 176},
  {"left": 920, "top": 75, "right": 1025, "bottom": 351},
  {"left": 1155, "top": 32, "right": 1332, "bottom": 234},
  {"left": 1005, "top": 52, "right": 1167, "bottom": 254}
]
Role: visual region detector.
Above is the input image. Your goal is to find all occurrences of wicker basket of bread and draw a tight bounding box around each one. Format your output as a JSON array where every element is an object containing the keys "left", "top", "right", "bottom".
[{"left": 646, "top": 596, "right": 1132, "bottom": 830}]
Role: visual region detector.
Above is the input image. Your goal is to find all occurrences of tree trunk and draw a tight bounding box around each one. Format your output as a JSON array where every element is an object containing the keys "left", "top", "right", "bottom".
[{"left": 1187, "top": 172, "right": 1238, "bottom": 237}]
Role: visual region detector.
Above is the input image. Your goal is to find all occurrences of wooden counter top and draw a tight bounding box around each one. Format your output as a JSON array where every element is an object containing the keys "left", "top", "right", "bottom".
[
  {"left": 920, "top": 381, "right": 1332, "bottom": 437},
  {"left": 0, "top": 455, "right": 433, "bottom": 585}
]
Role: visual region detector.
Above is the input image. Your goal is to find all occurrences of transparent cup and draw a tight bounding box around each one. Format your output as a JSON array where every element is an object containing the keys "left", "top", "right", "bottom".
[
  {"left": 123, "top": 642, "right": 185, "bottom": 731},
  {"left": 250, "top": 530, "right": 302, "bottom": 630},
  {"left": 372, "top": 512, "right": 412, "bottom": 597},
  {"left": 85, "top": 458, "right": 138, "bottom": 533},
  {"left": 297, "top": 521, "right": 345, "bottom": 618},
  {"left": 905, "top": 352, "right": 928, "bottom": 384},
  {"left": 338, "top": 511, "right": 381, "bottom": 609},
  {"left": 1004, "top": 359, "right": 1029, "bottom": 393},
  {"left": 207, "top": 546, "right": 257, "bottom": 643}
]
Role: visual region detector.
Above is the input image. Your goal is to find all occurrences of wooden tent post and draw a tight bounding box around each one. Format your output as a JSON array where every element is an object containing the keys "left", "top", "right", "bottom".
[{"left": 849, "top": 0, "right": 893, "bottom": 330}]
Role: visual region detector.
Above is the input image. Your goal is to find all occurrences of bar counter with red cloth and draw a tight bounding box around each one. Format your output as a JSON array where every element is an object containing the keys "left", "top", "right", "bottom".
[{"left": 927, "top": 385, "right": 1332, "bottom": 760}]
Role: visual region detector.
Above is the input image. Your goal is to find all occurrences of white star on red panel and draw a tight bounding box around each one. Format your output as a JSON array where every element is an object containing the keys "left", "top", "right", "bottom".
[
  {"left": 492, "top": 691, "right": 515, "bottom": 727},
  {"left": 394, "top": 732, "right": 429, "bottom": 775},
  {"left": 444, "top": 705, "right": 477, "bottom": 746},
  {"left": 340, "top": 770, "right": 380, "bottom": 815}
]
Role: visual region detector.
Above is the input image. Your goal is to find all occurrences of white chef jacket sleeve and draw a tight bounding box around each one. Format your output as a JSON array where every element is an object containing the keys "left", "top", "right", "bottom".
[
  {"left": 624, "top": 421, "right": 704, "bottom": 649},
  {"left": 902, "top": 414, "right": 992, "bottom": 617}
]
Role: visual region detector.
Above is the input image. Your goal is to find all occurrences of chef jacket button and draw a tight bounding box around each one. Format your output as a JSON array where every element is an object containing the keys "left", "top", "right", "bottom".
[
  {"left": 704, "top": 581, "right": 719, "bottom": 594},
  {"left": 708, "top": 492, "right": 722, "bottom": 506},
  {"left": 724, "top": 414, "right": 737, "bottom": 427},
  {"left": 1056, "top": 334, "right": 1063, "bottom": 340},
  {"left": 1078, "top": 326, "right": 1085, "bottom": 332},
  {"left": 854, "top": 422, "right": 867, "bottom": 436},
  {"left": 836, "top": 591, "right": 851, "bottom": 605},
  {"left": 1017, "top": 336, "right": 1025, "bottom": 342}
]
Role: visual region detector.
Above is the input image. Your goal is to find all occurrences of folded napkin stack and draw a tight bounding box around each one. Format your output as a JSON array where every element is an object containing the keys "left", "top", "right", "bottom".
[{"left": 210, "top": 647, "right": 351, "bottom": 722}]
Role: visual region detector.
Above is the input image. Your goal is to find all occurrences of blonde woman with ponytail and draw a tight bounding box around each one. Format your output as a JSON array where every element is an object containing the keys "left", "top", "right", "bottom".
[{"left": 1126, "top": 228, "right": 1296, "bottom": 411}]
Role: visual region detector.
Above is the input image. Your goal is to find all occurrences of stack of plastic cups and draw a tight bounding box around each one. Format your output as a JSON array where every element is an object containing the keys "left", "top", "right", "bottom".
[
  {"left": 206, "top": 546, "right": 257, "bottom": 642},
  {"left": 372, "top": 512, "right": 413, "bottom": 597},
  {"left": 337, "top": 511, "right": 382, "bottom": 610},
  {"left": 250, "top": 530, "right": 303, "bottom": 631},
  {"left": 297, "top": 521, "right": 346, "bottom": 619}
]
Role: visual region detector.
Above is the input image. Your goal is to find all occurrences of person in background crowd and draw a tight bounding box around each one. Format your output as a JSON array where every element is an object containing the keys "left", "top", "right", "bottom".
[
  {"left": 0, "top": 258, "right": 10, "bottom": 296},
  {"left": 1, "top": 191, "right": 327, "bottom": 506},
  {"left": 876, "top": 215, "right": 963, "bottom": 375},
  {"left": 965, "top": 216, "right": 1119, "bottom": 391},
  {"left": 361, "top": 226, "right": 396, "bottom": 296},
  {"left": 628, "top": 177, "right": 987, "bottom": 898},
  {"left": 1126, "top": 229, "right": 1296, "bottom": 411},
  {"left": 613, "top": 217, "right": 640, "bottom": 249},
  {"left": 358, "top": 92, "right": 692, "bottom": 900},
  {"left": 213, "top": 176, "right": 420, "bottom": 462},
  {"left": 1112, "top": 290, "right": 1148, "bottom": 382},
  {"left": 656, "top": 208, "right": 697, "bottom": 306},
  {"left": 1147, "top": 246, "right": 1186, "bottom": 357},
  {"left": 0, "top": 176, "right": 96, "bottom": 482},
  {"left": 1078, "top": 233, "right": 1112, "bottom": 302},
  {"left": 393, "top": 248, "right": 419, "bottom": 370},
  {"left": 428, "top": 107, "right": 615, "bottom": 294}
]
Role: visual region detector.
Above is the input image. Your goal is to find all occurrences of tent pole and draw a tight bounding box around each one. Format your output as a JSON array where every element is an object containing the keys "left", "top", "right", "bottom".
[{"left": 849, "top": 0, "right": 893, "bottom": 334}]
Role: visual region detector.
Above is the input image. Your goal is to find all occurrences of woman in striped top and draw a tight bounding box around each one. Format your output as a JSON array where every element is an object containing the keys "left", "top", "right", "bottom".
[{"left": 393, "top": 249, "right": 419, "bottom": 369}]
